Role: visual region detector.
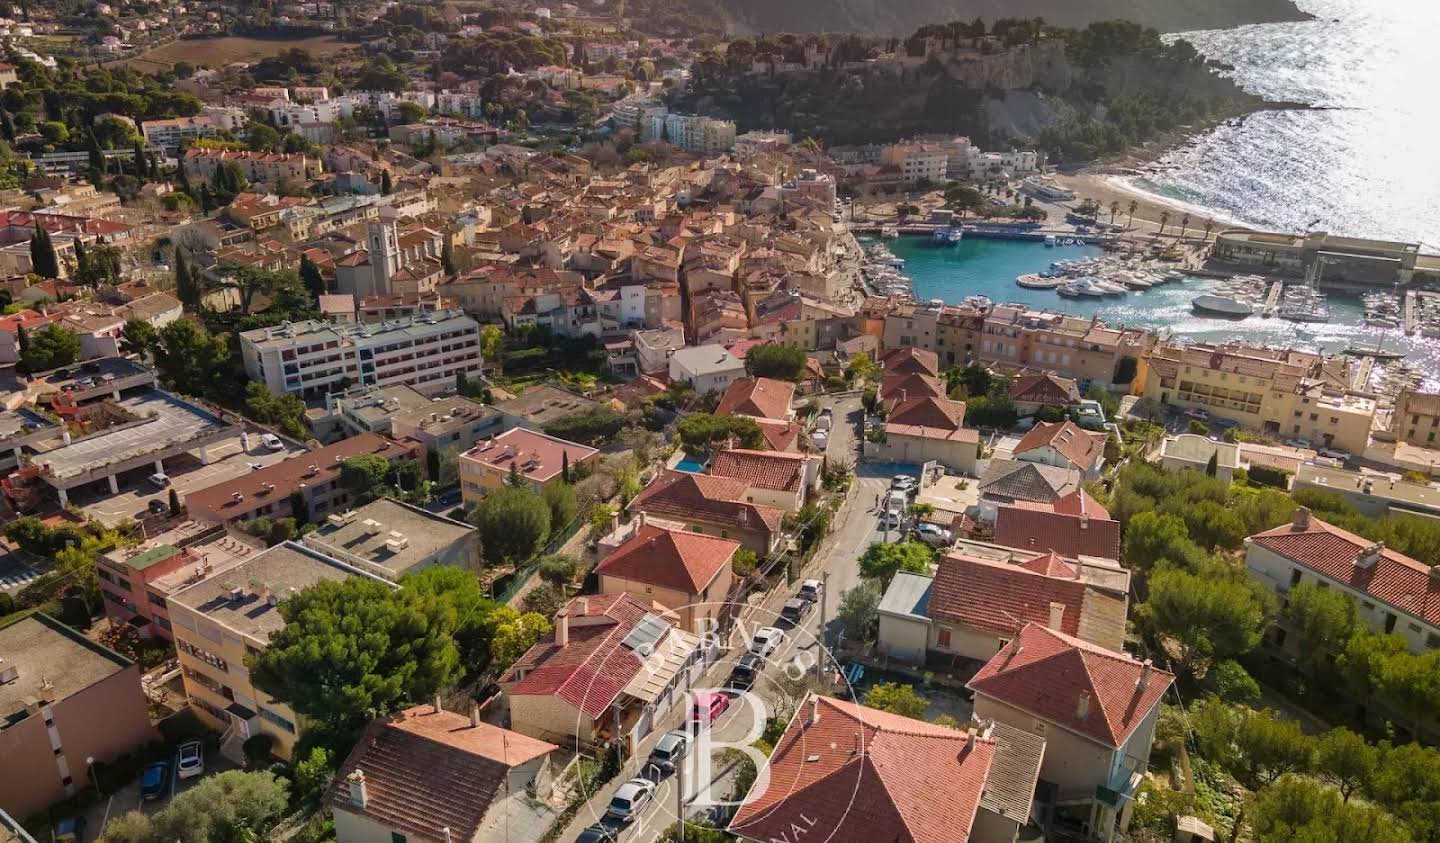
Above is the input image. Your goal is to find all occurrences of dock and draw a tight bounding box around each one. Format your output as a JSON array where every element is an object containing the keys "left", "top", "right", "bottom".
[
  {"left": 1262, "top": 280, "right": 1284, "bottom": 318},
  {"left": 1404, "top": 289, "right": 1419, "bottom": 335}
]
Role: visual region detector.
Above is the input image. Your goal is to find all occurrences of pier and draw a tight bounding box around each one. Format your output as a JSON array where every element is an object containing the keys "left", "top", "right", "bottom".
[
  {"left": 1404, "top": 289, "right": 1419, "bottom": 335},
  {"left": 1262, "top": 280, "right": 1285, "bottom": 318}
]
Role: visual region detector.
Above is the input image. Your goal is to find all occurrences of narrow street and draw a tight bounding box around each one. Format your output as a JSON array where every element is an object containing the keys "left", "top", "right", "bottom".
[{"left": 559, "top": 393, "right": 902, "bottom": 841}]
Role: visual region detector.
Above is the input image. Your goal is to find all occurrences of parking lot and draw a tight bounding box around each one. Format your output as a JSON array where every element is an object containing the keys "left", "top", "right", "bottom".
[
  {"left": 79, "top": 739, "right": 238, "bottom": 841},
  {"left": 74, "top": 429, "right": 306, "bottom": 526}
]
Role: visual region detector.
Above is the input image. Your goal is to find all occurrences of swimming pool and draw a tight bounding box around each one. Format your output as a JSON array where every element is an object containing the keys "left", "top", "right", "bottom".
[{"left": 675, "top": 457, "right": 706, "bottom": 473}]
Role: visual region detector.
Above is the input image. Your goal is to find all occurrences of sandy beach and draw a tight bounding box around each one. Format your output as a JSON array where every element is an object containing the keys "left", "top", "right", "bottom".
[{"left": 1050, "top": 171, "right": 1244, "bottom": 235}]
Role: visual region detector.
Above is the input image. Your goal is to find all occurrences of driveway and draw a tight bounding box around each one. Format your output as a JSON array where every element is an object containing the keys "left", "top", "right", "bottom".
[{"left": 84, "top": 745, "right": 240, "bottom": 839}]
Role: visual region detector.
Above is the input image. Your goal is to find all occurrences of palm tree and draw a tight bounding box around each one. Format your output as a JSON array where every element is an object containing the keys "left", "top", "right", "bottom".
[
  {"left": 1127, "top": 199, "right": 1138, "bottom": 230},
  {"left": 1109, "top": 200, "right": 1120, "bottom": 225},
  {"left": 1203, "top": 218, "right": 1215, "bottom": 241},
  {"left": 1179, "top": 213, "right": 1191, "bottom": 240},
  {"left": 1158, "top": 211, "right": 1170, "bottom": 237}
]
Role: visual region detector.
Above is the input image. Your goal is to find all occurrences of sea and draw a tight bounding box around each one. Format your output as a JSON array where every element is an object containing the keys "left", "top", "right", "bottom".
[
  {"left": 898, "top": 0, "right": 1440, "bottom": 386},
  {"left": 1135, "top": 0, "right": 1440, "bottom": 251}
]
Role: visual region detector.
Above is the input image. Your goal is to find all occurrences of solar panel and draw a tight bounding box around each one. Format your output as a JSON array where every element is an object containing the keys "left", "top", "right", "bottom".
[{"left": 622, "top": 612, "right": 669, "bottom": 654}]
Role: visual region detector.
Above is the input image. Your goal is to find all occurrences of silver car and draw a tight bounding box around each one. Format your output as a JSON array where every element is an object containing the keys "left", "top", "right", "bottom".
[{"left": 606, "top": 777, "right": 657, "bottom": 823}]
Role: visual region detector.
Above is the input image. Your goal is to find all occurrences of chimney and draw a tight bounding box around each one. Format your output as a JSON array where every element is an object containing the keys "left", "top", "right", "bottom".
[
  {"left": 442, "top": 829, "right": 453, "bottom": 843},
  {"left": 469, "top": 700, "right": 482, "bottom": 727},
  {"left": 1079, "top": 511, "right": 1089, "bottom": 530},
  {"left": 1292, "top": 506, "right": 1312, "bottom": 530},
  {"left": 808, "top": 696, "right": 821, "bottom": 726},
  {"left": 347, "top": 769, "right": 368, "bottom": 808},
  {"left": 555, "top": 609, "right": 570, "bottom": 647},
  {"left": 1138, "top": 659, "right": 1154, "bottom": 692},
  {"left": 1076, "top": 691, "right": 1091, "bottom": 720},
  {"left": 1047, "top": 602, "right": 1065, "bottom": 632},
  {"left": 575, "top": 596, "right": 588, "bottom": 615},
  {"left": 433, "top": 694, "right": 443, "bottom": 714},
  {"left": 636, "top": 510, "right": 647, "bottom": 531},
  {"left": 1355, "top": 542, "right": 1384, "bottom": 570}
]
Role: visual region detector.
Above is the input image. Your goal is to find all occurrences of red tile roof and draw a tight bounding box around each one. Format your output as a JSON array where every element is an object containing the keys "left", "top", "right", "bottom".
[
  {"left": 1010, "top": 373, "right": 1082, "bottom": 405},
  {"left": 887, "top": 395, "right": 966, "bottom": 431},
  {"left": 753, "top": 418, "right": 802, "bottom": 451},
  {"left": 1250, "top": 511, "right": 1440, "bottom": 625},
  {"left": 1014, "top": 420, "right": 1104, "bottom": 470},
  {"left": 929, "top": 553, "right": 1086, "bottom": 638},
  {"left": 993, "top": 505, "right": 1122, "bottom": 561},
  {"left": 968, "top": 623, "right": 1172, "bottom": 748},
  {"left": 629, "top": 470, "right": 784, "bottom": 534},
  {"left": 880, "top": 372, "right": 945, "bottom": 402},
  {"left": 881, "top": 346, "right": 940, "bottom": 377},
  {"left": 461, "top": 428, "right": 599, "bottom": 485},
  {"left": 708, "top": 448, "right": 807, "bottom": 493},
  {"left": 328, "top": 705, "right": 555, "bottom": 843},
  {"left": 594, "top": 523, "right": 737, "bottom": 593},
  {"left": 506, "top": 593, "right": 670, "bottom": 718},
  {"left": 714, "top": 377, "right": 795, "bottom": 421},
  {"left": 729, "top": 694, "right": 994, "bottom": 843}
]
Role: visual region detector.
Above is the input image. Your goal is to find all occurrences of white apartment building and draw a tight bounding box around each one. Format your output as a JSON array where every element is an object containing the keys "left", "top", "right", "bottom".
[
  {"left": 141, "top": 115, "right": 218, "bottom": 153},
  {"left": 272, "top": 99, "right": 339, "bottom": 127},
  {"left": 201, "top": 106, "right": 249, "bottom": 132},
  {"left": 240, "top": 310, "right": 484, "bottom": 399},
  {"left": 880, "top": 142, "right": 949, "bottom": 184},
  {"left": 640, "top": 109, "right": 736, "bottom": 154}
]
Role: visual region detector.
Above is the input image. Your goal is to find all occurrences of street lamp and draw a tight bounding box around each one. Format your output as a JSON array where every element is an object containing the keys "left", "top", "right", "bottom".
[{"left": 86, "top": 756, "right": 102, "bottom": 798}]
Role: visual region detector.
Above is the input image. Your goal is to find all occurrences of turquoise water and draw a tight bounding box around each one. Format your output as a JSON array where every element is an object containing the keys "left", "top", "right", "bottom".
[
  {"left": 675, "top": 457, "right": 706, "bottom": 472},
  {"left": 890, "top": 235, "right": 1440, "bottom": 386}
]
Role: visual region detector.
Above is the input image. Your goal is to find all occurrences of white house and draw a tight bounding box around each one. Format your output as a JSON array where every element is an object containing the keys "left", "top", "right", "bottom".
[{"left": 668, "top": 344, "right": 745, "bottom": 394}]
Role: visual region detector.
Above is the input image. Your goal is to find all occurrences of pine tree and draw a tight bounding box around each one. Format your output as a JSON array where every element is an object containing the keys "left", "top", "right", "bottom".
[
  {"left": 29, "top": 225, "right": 59, "bottom": 279},
  {"left": 0, "top": 109, "right": 13, "bottom": 142},
  {"left": 508, "top": 460, "right": 522, "bottom": 487},
  {"left": 199, "top": 184, "right": 214, "bottom": 213}
]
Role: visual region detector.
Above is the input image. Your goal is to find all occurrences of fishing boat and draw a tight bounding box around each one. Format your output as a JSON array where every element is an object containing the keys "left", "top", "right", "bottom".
[
  {"left": 880, "top": 225, "right": 899, "bottom": 240},
  {"left": 1058, "top": 279, "right": 1108, "bottom": 298},
  {"left": 1044, "top": 234, "right": 1057, "bottom": 247},
  {"left": 1017, "top": 273, "right": 1065, "bottom": 289},
  {"left": 1192, "top": 294, "right": 1254, "bottom": 318},
  {"left": 1343, "top": 345, "right": 1406, "bottom": 361}
]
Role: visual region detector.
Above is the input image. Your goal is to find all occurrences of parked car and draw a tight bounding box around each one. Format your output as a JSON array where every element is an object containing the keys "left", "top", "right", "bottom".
[
  {"left": 260, "top": 433, "right": 285, "bottom": 451},
  {"left": 147, "top": 499, "right": 170, "bottom": 516},
  {"left": 890, "top": 475, "right": 918, "bottom": 496},
  {"left": 606, "top": 778, "right": 657, "bottom": 823},
  {"left": 148, "top": 472, "right": 171, "bottom": 488},
  {"left": 814, "top": 415, "right": 833, "bottom": 433},
  {"left": 690, "top": 691, "right": 731, "bottom": 728},
  {"left": 577, "top": 824, "right": 621, "bottom": 843},
  {"left": 53, "top": 817, "right": 87, "bottom": 843},
  {"left": 728, "top": 652, "right": 764, "bottom": 691},
  {"left": 780, "top": 597, "right": 811, "bottom": 626},
  {"left": 749, "top": 626, "right": 786, "bottom": 658},
  {"left": 797, "top": 579, "right": 823, "bottom": 603},
  {"left": 1318, "top": 448, "right": 1351, "bottom": 462},
  {"left": 810, "top": 429, "right": 829, "bottom": 449},
  {"left": 1284, "top": 438, "right": 1313, "bottom": 450},
  {"left": 176, "top": 740, "right": 204, "bottom": 779},
  {"left": 1184, "top": 408, "right": 1210, "bottom": 421},
  {"left": 141, "top": 760, "right": 170, "bottom": 800},
  {"left": 883, "top": 506, "right": 905, "bottom": 529},
  {"left": 914, "top": 522, "right": 953, "bottom": 548},
  {"left": 646, "top": 730, "right": 690, "bottom": 776}
]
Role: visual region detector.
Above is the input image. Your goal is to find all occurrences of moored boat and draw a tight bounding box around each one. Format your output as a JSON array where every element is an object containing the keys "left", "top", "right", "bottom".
[{"left": 1192, "top": 294, "right": 1254, "bottom": 318}]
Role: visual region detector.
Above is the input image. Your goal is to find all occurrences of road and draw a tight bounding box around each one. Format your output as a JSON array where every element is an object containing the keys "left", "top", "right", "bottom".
[{"left": 561, "top": 394, "right": 906, "bottom": 842}]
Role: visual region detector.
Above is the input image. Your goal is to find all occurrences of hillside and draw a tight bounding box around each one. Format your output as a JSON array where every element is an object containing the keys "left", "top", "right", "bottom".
[{"left": 720, "top": 0, "right": 1310, "bottom": 36}]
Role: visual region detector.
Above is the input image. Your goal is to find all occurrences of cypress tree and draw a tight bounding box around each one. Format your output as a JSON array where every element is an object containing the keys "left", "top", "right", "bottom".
[
  {"left": 562, "top": 451, "right": 571, "bottom": 484},
  {"left": 380, "top": 170, "right": 392, "bottom": 195},
  {"left": 299, "top": 254, "right": 325, "bottom": 298},
  {"left": 174, "top": 251, "right": 199, "bottom": 311},
  {"left": 132, "top": 140, "right": 146, "bottom": 179},
  {"left": 72, "top": 237, "right": 88, "bottom": 282},
  {"left": 0, "top": 109, "right": 13, "bottom": 142},
  {"left": 440, "top": 238, "right": 454, "bottom": 274},
  {"left": 15, "top": 325, "right": 28, "bottom": 374},
  {"left": 86, "top": 130, "right": 103, "bottom": 170},
  {"left": 29, "top": 224, "right": 58, "bottom": 279}
]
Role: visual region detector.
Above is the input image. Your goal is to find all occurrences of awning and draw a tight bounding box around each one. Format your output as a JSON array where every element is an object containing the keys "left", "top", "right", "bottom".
[{"left": 621, "top": 627, "right": 700, "bottom": 704}]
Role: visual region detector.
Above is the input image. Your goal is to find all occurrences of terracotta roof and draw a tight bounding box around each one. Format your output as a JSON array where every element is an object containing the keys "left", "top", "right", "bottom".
[
  {"left": 185, "top": 434, "right": 412, "bottom": 518},
  {"left": 880, "top": 372, "right": 946, "bottom": 402},
  {"left": 1014, "top": 421, "right": 1104, "bottom": 470},
  {"left": 506, "top": 593, "right": 671, "bottom": 717},
  {"left": 594, "top": 523, "right": 737, "bottom": 594},
  {"left": 729, "top": 694, "right": 995, "bottom": 843},
  {"left": 929, "top": 553, "right": 1086, "bottom": 638},
  {"left": 1250, "top": 512, "right": 1440, "bottom": 625},
  {"left": 881, "top": 346, "right": 940, "bottom": 377},
  {"left": 328, "top": 705, "right": 555, "bottom": 842},
  {"left": 714, "top": 377, "right": 795, "bottom": 421},
  {"left": 708, "top": 448, "right": 807, "bottom": 493},
  {"left": 978, "top": 459, "right": 1078, "bottom": 504},
  {"left": 630, "top": 470, "right": 784, "bottom": 534},
  {"left": 753, "top": 418, "right": 803, "bottom": 451},
  {"left": 1011, "top": 373, "right": 1082, "bottom": 405},
  {"left": 968, "top": 623, "right": 1172, "bottom": 748},
  {"left": 887, "top": 396, "right": 966, "bottom": 431},
  {"left": 993, "top": 505, "right": 1122, "bottom": 560}
]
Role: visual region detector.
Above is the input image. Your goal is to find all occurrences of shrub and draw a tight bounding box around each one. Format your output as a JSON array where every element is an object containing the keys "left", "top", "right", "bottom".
[
  {"left": 1248, "top": 464, "right": 1292, "bottom": 489},
  {"left": 243, "top": 733, "right": 277, "bottom": 766}
]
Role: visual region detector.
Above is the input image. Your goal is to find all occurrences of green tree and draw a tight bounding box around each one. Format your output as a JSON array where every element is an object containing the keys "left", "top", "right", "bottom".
[
  {"left": 480, "top": 323, "right": 504, "bottom": 373},
  {"left": 862, "top": 682, "right": 928, "bottom": 719},
  {"left": 1375, "top": 648, "right": 1440, "bottom": 741},
  {"left": 837, "top": 580, "right": 882, "bottom": 641},
  {"left": 112, "top": 770, "right": 291, "bottom": 843},
  {"left": 472, "top": 485, "right": 551, "bottom": 564},
  {"left": 1138, "top": 564, "right": 1273, "bottom": 678},
  {"left": 1120, "top": 511, "right": 1200, "bottom": 573},
  {"left": 245, "top": 382, "right": 310, "bottom": 440},
  {"left": 1315, "top": 727, "right": 1377, "bottom": 802},
  {"left": 29, "top": 224, "right": 59, "bottom": 278},
  {"left": 1339, "top": 631, "right": 1408, "bottom": 700},
  {"left": 1193, "top": 699, "right": 1312, "bottom": 790},
  {"left": 174, "top": 250, "right": 201, "bottom": 311},
  {"left": 380, "top": 170, "right": 393, "bottom": 195},
  {"left": 400, "top": 566, "right": 503, "bottom": 672},
  {"left": 1189, "top": 500, "right": 1248, "bottom": 551},
  {"left": 1283, "top": 581, "right": 1359, "bottom": 665},
  {"left": 1371, "top": 742, "right": 1440, "bottom": 843},
  {"left": 536, "top": 553, "right": 581, "bottom": 588},
  {"left": 858, "top": 541, "right": 932, "bottom": 586},
  {"left": 743, "top": 343, "right": 809, "bottom": 381},
  {"left": 1248, "top": 774, "right": 1413, "bottom": 843},
  {"left": 675, "top": 413, "right": 764, "bottom": 452},
  {"left": 541, "top": 480, "right": 578, "bottom": 529},
  {"left": 1204, "top": 659, "right": 1262, "bottom": 705},
  {"left": 249, "top": 578, "right": 462, "bottom": 731},
  {"left": 21, "top": 323, "right": 80, "bottom": 373},
  {"left": 338, "top": 453, "right": 394, "bottom": 506},
  {"left": 153, "top": 319, "right": 229, "bottom": 397},
  {"left": 299, "top": 253, "right": 326, "bottom": 298},
  {"left": 846, "top": 352, "right": 879, "bottom": 382},
  {"left": 488, "top": 607, "right": 552, "bottom": 668},
  {"left": 119, "top": 318, "right": 158, "bottom": 360},
  {"left": 292, "top": 746, "right": 334, "bottom": 803}
]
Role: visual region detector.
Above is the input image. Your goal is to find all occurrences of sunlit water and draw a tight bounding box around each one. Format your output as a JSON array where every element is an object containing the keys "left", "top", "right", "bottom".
[
  {"left": 1131, "top": 0, "right": 1440, "bottom": 250},
  {"left": 893, "top": 236, "right": 1440, "bottom": 387}
]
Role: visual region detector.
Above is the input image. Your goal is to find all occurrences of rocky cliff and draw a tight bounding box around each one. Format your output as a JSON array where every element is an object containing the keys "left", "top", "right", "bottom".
[{"left": 721, "top": 0, "right": 1310, "bottom": 36}]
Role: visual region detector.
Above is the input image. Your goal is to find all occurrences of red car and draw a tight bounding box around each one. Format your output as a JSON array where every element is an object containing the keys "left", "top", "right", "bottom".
[{"left": 690, "top": 691, "right": 730, "bottom": 727}]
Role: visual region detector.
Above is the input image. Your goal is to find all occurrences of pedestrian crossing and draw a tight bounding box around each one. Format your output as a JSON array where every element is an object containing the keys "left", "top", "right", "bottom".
[{"left": 0, "top": 561, "right": 41, "bottom": 592}]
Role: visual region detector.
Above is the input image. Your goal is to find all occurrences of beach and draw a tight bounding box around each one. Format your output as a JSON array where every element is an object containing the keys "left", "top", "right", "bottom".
[{"left": 1050, "top": 171, "right": 1245, "bottom": 236}]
